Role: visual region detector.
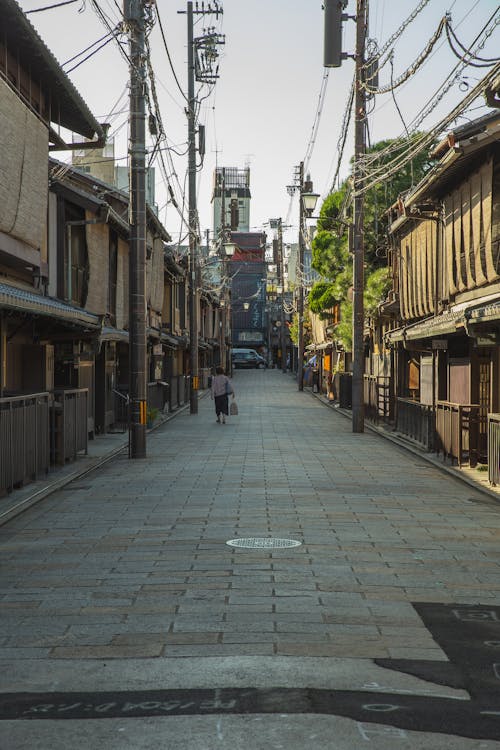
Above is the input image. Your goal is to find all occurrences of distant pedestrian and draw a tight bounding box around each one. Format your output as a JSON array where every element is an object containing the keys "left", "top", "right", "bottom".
[{"left": 211, "top": 366, "right": 234, "bottom": 424}]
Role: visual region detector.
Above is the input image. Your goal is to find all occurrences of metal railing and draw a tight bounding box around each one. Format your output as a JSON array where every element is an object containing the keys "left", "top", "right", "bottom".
[
  {"left": 364, "top": 375, "right": 391, "bottom": 424},
  {"left": 167, "top": 375, "right": 188, "bottom": 411},
  {"left": 488, "top": 413, "right": 500, "bottom": 485},
  {"left": 335, "top": 373, "right": 352, "bottom": 408},
  {"left": 147, "top": 381, "right": 169, "bottom": 413},
  {"left": 199, "top": 368, "right": 211, "bottom": 388},
  {"left": 110, "top": 389, "right": 129, "bottom": 433},
  {"left": 396, "top": 397, "right": 435, "bottom": 451},
  {"left": 435, "top": 401, "right": 480, "bottom": 467},
  {"left": 51, "top": 389, "right": 88, "bottom": 465},
  {"left": 0, "top": 392, "right": 50, "bottom": 495}
]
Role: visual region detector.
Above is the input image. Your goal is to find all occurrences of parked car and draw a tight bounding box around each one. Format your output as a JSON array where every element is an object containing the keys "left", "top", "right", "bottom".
[{"left": 232, "top": 348, "right": 267, "bottom": 369}]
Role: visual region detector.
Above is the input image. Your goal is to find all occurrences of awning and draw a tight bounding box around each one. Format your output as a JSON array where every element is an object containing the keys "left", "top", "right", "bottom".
[
  {"left": 100, "top": 326, "right": 129, "bottom": 343},
  {"left": 386, "top": 297, "right": 500, "bottom": 344},
  {"left": 387, "top": 311, "right": 464, "bottom": 343},
  {"left": 468, "top": 302, "right": 500, "bottom": 324},
  {"left": 0, "top": 282, "right": 100, "bottom": 329},
  {"left": 306, "top": 341, "right": 334, "bottom": 351},
  {"left": 161, "top": 332, "right": 179, "bottom": 349}
]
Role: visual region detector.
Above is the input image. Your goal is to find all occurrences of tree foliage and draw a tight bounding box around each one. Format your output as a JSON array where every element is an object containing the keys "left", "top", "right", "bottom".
[
  {"left": 308, "top": 134, "right": 432, "bottom": 350},
  {"left": 364, "top": 267, "right": 391, "bottom": 317},
  {"left": 289, "top": 312, "right": 311, "bottom": 348}
]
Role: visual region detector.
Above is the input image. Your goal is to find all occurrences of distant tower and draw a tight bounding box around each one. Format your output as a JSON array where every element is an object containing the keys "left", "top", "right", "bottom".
[{"left": 212, "top": 166, "right": 251, "bottom": 235}]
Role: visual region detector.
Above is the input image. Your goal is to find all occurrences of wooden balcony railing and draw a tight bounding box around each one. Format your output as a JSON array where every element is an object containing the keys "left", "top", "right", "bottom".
[
  {"left": 435, "top": 401, "right": 480, "bottom": 467},
  {"left": 396, "top": 398, "right": 435, "bottom": 451},
  {"left": 488, "top": 413, "right": 500, "bottom": 486},
  {"left": 364, "top": 375, "right": 391, "bottom": 424}
]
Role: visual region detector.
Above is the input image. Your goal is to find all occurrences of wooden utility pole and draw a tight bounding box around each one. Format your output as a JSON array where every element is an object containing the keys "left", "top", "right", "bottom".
[
  {"left": 352, "top": 0, "right": 367, "bottom": 433},
  {"left": 125, "top": 0, "right": 147, "bottom": 457}
]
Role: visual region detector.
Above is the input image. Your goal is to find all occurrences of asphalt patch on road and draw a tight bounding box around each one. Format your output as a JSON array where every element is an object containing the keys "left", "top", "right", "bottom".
[{"left": 1, "top": 603, "right": 500, "bottom": 739}]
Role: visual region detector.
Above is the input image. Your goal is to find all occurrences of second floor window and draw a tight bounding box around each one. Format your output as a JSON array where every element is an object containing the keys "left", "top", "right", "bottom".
[
  {"left": 60, "top": 202, "right": 88, "bottom": 307},
  {"left": 108, "top": 230, "right": 118, "bottom": 324}
]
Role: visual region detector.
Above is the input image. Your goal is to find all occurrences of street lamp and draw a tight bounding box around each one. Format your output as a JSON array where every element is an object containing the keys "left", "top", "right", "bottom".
[
  {"left": 301, "top": 187, "right": 320, "bottom": 218},
  {"left": 221, "top": 237, "right": 235, "bottom": 374},
  {"left": 223, "top": 240, "right": 237, "bottom": 257}
]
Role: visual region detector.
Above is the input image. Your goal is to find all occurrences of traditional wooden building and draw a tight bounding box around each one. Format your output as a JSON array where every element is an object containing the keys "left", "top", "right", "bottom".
[{"left": 384, "top": 111, "right": 500, "bottom": 463}]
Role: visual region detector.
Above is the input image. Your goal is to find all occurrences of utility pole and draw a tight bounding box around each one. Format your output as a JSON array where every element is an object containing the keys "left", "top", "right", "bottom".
[
  {"left": 220, "top": 167, "right": 230, "bottom": 373},
  {"left": 287, "top": 165, "right": 318, "bottom": 390},
  {"left": 352, "top": 0, "right": 367, "bottom": 433},
  {"left": 125, "top": 0, "right": 147, "bottom": 458},
  {"left": 277, "top": 218, "right": 286, "bottom": 373},
  {"left": 187, "top": 0, "right": 199, "bottom": 414},
  {"left": 323, "top": 0, "right": 366, "bottom": 432},
  {"left": 180, "top": 0, "right": 223, "bottom": 413},
  {"left": 297, "top": 162, "right": 305, "bottom": 391}
]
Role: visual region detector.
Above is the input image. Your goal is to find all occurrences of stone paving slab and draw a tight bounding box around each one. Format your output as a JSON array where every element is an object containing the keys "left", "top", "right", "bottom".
[{"left": 2, "top": 370, "right": 500, "bottom": 746}]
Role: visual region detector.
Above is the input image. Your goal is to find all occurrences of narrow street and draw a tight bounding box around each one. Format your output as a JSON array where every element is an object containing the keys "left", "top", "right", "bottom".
[{"left": 1, "top": 369, "right": 500, "bottom": 749}]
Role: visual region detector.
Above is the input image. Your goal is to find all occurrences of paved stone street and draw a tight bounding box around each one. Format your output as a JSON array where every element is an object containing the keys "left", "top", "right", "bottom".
[{"left": 2, "top": 369, "right": 500, "bottom": 748}]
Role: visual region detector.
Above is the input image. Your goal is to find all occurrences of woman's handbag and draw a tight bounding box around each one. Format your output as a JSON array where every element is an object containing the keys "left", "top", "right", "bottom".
[{"left": 230, "top": 400, "right": 238, "bottom": 416}]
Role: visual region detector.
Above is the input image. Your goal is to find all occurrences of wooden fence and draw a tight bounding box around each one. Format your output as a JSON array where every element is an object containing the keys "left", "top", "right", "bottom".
[
  {"left": 396, "top": 398, "right": 435, "bottom": 450},
  {"left": 435, "top": 401, "right": 480, "bottom": 467},
  {"left": 0, "top": 392, "right": 50, "bottom": 495}
]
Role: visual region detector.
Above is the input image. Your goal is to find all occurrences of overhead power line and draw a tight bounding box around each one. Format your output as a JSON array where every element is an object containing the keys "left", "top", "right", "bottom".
[
  {"left": 359, "top": 8, "right": 499, "bottom": 173},
  {"left": 303, "top": 71, "right": 330, "bottom": 173},
  {"left": 362, "top": 17, "right": 447, "bottom": 95},
  {"left": 26, "top": 0, "right": 80, "bottom": 12},
  {"left": 362, "top": 0, "right": 432, "bottom": 72},
  {"left": 354, "top": 61, "right": 500, "bottom": 198},
  {"left": 325, "top": 74, "right": 355, "bottom": 196},
  {"left": 155, "top": 2, "right": 188, "bottom": 103},
  {"left": 64, "top": 29, "right": 121, "bottom": 73}
]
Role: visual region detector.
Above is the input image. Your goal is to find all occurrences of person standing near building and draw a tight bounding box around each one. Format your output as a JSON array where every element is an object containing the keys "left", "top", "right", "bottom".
[{"left": 211, "top": 366, "right": 234, "bottom": 424}]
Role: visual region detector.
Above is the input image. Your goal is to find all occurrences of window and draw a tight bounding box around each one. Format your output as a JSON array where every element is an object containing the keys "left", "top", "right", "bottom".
[
  {"left": 60, "top": 202, "right": 88, "bottom": 306},
  {"left": 108, "top": 230, "right": 118, "bottom": 323}
]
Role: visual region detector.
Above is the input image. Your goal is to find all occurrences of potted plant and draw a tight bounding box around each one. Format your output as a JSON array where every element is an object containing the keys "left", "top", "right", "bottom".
[{"left": 146, "top": 406, "right": 159, "bottom": 428}]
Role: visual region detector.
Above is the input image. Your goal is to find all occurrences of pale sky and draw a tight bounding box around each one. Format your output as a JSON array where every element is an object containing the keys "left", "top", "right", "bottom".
[{"left": 19, "top": 0, "right": 500, "bottom": 246}]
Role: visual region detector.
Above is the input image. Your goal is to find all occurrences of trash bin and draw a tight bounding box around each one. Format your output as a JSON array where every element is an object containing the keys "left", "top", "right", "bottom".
[{"left": 338, "top": 373, "right": 352, "bottom": 408}]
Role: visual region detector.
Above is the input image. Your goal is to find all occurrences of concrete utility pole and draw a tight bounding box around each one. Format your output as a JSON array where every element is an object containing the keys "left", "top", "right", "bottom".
[
  {"left": 297, "top": 162, "right": 305, "bottom": 391},
  {"left": 125, "top": 0, "right": 147, "bottom": 458},
  {"left": 187, "top": 0, "right": 199, "bottom": 415},
  {"left": 323, "top": 0, "right": 367, "bottom": 432},
  {"left": 181, "top": 0, "right": 224, "bottom": 413},
  {"left": 352, "top": 0, "right": 367, "bottom": 433},
  {"left": 277, "top": 218, "right": 286, "bottom": 374}
]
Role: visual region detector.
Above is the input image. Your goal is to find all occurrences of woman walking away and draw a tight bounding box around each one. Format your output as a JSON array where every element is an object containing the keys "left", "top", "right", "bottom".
[{"left": 211, "top": 366, "right": 234, "bottom": 424}]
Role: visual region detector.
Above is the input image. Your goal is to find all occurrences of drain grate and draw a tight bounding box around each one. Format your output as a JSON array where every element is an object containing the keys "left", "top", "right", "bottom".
[{"left": 226, "top": 537, "right": 302, "bottom": 549}]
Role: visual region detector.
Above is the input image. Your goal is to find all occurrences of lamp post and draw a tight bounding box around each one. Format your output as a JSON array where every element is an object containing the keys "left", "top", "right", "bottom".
[
  {"left": 269, "top": 218, "right": 288, "bottom": 373},
  {"left": 222, "top": 238, "right": 235, "bottom": 374},
  {"left": 297, "top": 167, "right": 319, "bottom": 392}
]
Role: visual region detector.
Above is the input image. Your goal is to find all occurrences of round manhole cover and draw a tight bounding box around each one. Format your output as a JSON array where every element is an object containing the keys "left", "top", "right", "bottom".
[{"left": 226, "top": 537, "right": 302, "bottom": 549}]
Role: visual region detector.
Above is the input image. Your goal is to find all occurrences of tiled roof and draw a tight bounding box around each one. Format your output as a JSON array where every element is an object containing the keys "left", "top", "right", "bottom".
[{"left": 0, "top": 282, "right": 100, "bottom": 328}]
